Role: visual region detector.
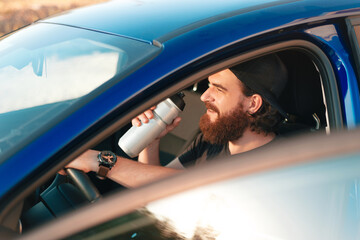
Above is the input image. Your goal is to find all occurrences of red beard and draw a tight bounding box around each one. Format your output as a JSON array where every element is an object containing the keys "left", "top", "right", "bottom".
[{"left": 199, "top": 102, "right": 250, "bottom": 145}]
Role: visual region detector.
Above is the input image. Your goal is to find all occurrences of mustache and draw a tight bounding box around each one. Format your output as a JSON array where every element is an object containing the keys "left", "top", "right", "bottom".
[{"left": 205, "top": 102, "right": 220, "bottom": 114}]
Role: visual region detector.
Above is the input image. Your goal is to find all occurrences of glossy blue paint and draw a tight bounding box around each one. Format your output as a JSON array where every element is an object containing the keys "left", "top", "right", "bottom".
[
  {"left": 41, "top": 0, "right": 360, "bottom": 44},
  {"left": 40, "top": 0, "right": 294, "bottom": 43},
  {"left": 304, "top": 24, "right": 360, "bottom": 127}
]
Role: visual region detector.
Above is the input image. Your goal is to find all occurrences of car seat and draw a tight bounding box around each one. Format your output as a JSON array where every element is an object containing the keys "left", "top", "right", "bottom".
[{"left": 277, "top": 50, "right": 327, "bottom": 135}]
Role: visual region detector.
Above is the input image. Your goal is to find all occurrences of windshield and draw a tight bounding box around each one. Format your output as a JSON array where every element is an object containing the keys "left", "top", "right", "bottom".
[{"left": 0, "top": 23, "right": 160, "bottom": 159}]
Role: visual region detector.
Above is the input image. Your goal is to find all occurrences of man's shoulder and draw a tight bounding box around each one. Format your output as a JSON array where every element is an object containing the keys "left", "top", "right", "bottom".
[{"left": 248, "top": 135, "right": 283, "bottom": 154}]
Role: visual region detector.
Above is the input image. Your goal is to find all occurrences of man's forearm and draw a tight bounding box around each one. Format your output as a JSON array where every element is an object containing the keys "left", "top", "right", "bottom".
[
  {"left": 108, "top": 156, "right": 181, "bottom": 188},
  {"left": 67, "top": 149, "right": 182, "bottom": 188},
  {"left": 138, "top": 139, "right": 161, "bottom": 165}
]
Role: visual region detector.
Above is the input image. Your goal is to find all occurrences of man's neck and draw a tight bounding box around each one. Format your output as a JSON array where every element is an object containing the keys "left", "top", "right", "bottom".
[{"left": 228, "top": 129, "right": 275, "bottom": 155}]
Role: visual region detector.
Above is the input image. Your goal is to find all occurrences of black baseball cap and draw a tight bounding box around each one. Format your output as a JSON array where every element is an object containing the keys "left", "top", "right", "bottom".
[{"left": 229, "top": 54, "right": 288, "bottom": 118}]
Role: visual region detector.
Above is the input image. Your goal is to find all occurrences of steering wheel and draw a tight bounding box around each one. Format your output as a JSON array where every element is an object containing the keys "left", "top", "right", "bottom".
[
  {"left": 21, "top": 169, "right": 101, "bottom": 231},
  {"left": 66, "top": 168, "right": 101, "bottom": 203}
]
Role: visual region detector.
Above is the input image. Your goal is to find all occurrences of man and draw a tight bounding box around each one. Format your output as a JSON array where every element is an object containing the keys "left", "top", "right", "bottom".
[{"left": 66, "top": 54, "right": 288, "bottom": 187}]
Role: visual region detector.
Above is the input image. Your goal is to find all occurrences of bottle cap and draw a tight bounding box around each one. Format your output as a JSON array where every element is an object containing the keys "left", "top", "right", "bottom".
[{"left": 170, "top": 92, "right": 185, "bottom": 111}]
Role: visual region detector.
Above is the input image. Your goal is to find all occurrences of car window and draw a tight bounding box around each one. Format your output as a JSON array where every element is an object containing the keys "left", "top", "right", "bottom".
[
  {"left": 94, "top": 48, "right": 331, "bottom": 168},
  {"left": 0, "top": 23, "right": 160, "bottom": 160},
  {"left": 63, "top": 150, "right": 360, "bottom": 240}
]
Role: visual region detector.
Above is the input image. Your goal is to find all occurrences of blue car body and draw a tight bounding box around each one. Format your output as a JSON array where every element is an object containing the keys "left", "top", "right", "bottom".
[{"left": 1, "top": 0, "right": 360, "bottom": 237}]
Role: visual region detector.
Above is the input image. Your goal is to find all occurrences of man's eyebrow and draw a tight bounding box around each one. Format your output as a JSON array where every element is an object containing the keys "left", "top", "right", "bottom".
[{"left": 210, "top": 82, "right": 228, "bottom": 92}]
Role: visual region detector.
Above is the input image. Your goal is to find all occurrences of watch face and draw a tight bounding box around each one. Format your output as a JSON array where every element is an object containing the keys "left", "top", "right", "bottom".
[{"left": 99, "top": 151, "right": 117, "bottom": 166}]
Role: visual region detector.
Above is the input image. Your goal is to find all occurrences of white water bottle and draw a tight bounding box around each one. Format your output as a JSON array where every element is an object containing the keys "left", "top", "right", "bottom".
[{"left": 118, "top": 92, "right": 185, "bottom": 158}]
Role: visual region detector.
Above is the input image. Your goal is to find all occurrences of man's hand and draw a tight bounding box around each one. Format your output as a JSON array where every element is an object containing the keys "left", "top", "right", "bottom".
[{"left": 131, "top": 106, "right": 181, "bottom": 139}]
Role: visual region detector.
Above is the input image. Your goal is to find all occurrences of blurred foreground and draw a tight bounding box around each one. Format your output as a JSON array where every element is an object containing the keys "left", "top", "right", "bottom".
[{"left": 0, "top": 0, "right": 108, "bottom": 36}]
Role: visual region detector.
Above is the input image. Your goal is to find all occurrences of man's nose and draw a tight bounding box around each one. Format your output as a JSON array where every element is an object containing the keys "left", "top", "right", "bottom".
[{"left": 200, "top": 88, "right": 212, "bottom": 102}]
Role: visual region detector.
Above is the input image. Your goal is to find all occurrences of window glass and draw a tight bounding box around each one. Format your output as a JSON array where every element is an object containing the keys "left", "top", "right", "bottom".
[
  {"left": 66, "top": 153, "right": 360, "bottom": 239},
  {"left": 1, "top": 34, "right": 120, "bottom": 113},
  {"left": 0, "top": 23, "right": 160, "bottom": 158}
]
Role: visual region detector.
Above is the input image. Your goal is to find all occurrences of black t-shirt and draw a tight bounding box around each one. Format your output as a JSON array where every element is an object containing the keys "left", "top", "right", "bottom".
[
  {"left": 178, "top": 133, "right": 230, "bottom": 168},
  {"left": 178, "top": 133, "right": 280, "bottom": 168}
]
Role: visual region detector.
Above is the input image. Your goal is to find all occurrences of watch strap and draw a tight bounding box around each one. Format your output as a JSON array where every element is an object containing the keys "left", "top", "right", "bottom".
[{"left": 97, "top": 165, "right": 110, "bottom": 180}]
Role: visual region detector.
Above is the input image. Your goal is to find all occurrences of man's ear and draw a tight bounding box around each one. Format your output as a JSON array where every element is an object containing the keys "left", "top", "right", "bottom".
[{"left": 247, "top": 94, "right": 263, "bottom": 114}]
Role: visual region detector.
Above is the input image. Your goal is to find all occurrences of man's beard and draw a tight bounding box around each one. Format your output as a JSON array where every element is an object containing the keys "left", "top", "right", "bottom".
[{"left": 199, "top": 102, "right": 250, "bottom": 145}]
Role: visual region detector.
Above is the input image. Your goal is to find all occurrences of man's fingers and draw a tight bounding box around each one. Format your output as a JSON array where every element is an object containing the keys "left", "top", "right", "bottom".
[
  {"left": 132, "top": 117, "right": 142, "bottom": 127},
  {"left": 134, "top": 113, "right": 151, "bottom": 125},
  {"left": 138, "top": 113, "right": 150, "bottom": 124},
  {"left": 132, "top": 106, "right": 157, "bottom": 126},
  {"left": 166, "top": 117, "right": 182, "bottom": 132},
  {"left": 144, "top": 109, "right": 154, "bottom": 119},
  {"left": 173, "top": 116, "right": 182, "bottom": 125}
]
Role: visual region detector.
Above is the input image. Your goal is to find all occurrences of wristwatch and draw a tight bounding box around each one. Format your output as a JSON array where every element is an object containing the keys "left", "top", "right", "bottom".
[{"left": 97, "top": 150, "right": 117, "bottom": 179}]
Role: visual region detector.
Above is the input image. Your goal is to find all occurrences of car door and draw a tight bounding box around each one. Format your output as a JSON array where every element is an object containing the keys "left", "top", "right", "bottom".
[{"left": 20, "top": 128, "right": 360, "bottom": 240}]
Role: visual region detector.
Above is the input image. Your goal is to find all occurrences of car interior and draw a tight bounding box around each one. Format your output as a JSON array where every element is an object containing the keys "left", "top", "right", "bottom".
[
  {"left": 157, "top": 49, "right": 328, "bottom": 162},
  {"left": 2, "top": 48, "right": 329, "bottom": 235}
]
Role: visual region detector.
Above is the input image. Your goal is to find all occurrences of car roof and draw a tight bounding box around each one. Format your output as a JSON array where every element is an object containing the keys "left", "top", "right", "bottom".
[{"left": 39, "top": 0, "right": 360, "bottom": 45}]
